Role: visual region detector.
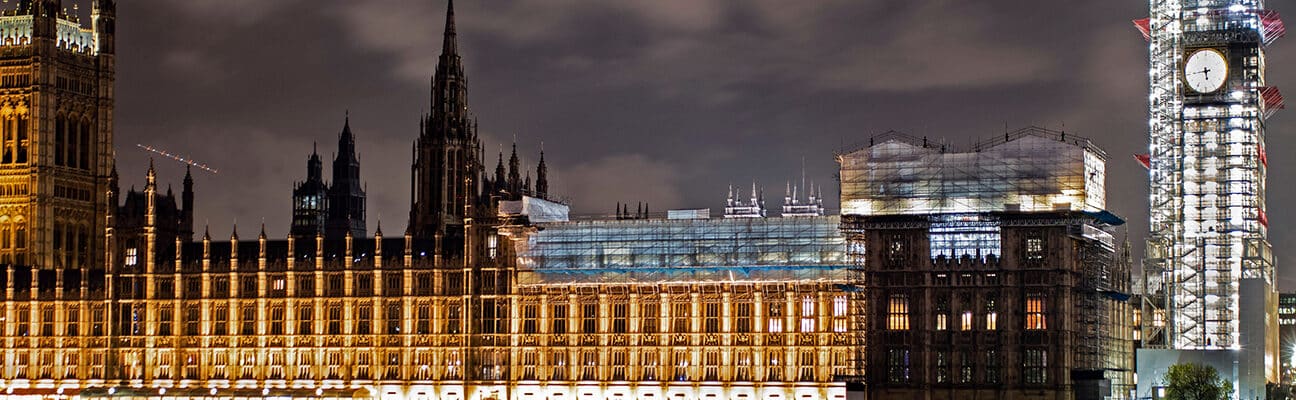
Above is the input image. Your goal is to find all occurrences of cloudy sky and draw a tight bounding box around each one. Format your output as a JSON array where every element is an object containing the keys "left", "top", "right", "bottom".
[{"left": 111, "top": 1, "right": 1296, "bottom": 288}]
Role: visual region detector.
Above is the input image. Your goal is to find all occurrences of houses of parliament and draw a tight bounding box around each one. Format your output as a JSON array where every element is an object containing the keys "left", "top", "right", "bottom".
[{"left": 0, "top": 1, "right": 1136, "bottom": 400}]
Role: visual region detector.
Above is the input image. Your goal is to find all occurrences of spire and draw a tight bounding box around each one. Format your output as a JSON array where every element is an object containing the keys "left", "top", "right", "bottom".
[
  {"left": 535, "top": 149, "right": 548, "bottom": 199},
  {"left": 203, "top": 224, "right": 210, "bottom": 241},
  {"left": 337, "top": 112, "right": 356, "bottom": 163},
  {"left": 507, "top": 142, "right": 521, "bottom": 194},
  {"left": 259, "top": 223, "right": 267, "bottom": 240},
  {"left": 145, "top": 158, "right": 157, "bottom": 188},
  {"left": 494, "top": 151, "right": 506, "bottom": 191},
  {"left": 431, "top": 0, "right": 466, "bottom": 125},
  {"left": 443, "top": 0, "right": 457, "bottom": 53}
]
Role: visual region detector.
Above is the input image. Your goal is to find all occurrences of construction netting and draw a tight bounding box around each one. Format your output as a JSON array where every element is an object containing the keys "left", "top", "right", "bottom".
[
  {"left": 514, "top": 216, "right": 847, "bottom": 286},
  {"left": 838, "top": 127, "right": 1107, "bottom": 217}
]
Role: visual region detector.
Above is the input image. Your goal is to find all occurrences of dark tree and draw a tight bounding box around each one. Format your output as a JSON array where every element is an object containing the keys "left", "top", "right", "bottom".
[{"left": 1164, "top": 363, "right": 1233, "bottom": 400}]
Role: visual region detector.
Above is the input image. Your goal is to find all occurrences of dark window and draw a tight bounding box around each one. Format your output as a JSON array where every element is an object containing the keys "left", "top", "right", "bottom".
[
  {"left": 671, "top": 302, "right": 690, "bottom": 333},
  {"left": 241, "top": 277, "right": 257, "bottom": 297},
  {"left": 416, "top": 304, "right": 431, "bottom": 334},
  {"left": 212, "top": 306, "right": 228, "bottom": 335},
  {"left": 551, "top": 304, "right": 567, "bottom": 335},
  {"left": 1024, "top": 349, "right": 1047, "bottom": 384},
  {"left": 384, "top": 274, "right": 402, "bottom": 295},
  {"left": 641, "top": 303, "right": 659, "bottom": 334},
  {"left": 386, "top": 303, "right": 401, "bottom": 334},
  {"left": 158, "top": 307, "right": 173, "bottom": 336},
  {"left": 328, "top": 305, "right": 342, "bottom": 334},
  {"left": 887, "top": 348, "right": 910, "bottom": 383},
  {"left": 213, "top": 278, "right": 229, "bottom": 298},
  {"left": 297, "top": 305, "right": 313, "bottom": 335},
  {"left": 241, "top": 306, "right": 256, "bottom": 335},
  {"left": 269, "top": 306, "right": 285, "bottom": 335},
  {"left": 66, "top": 307, "right": 79, "bottom": 337},
  {"left": 356, "top": 305, "right": 371, "bottom": 334},
  {"left": 582, "top": 303, "right": 597, "bottom": 333},
  {"left": 185, "top": 306, "right": 200, "bottom": 336},
  {"left": 296, "top": 275, "right": 315, "bottom": 296},
  {"left": 704, "top": 302, "right": 720, "bottom": 333},
  {"left": 356, "top": 275, "right": 373, "bottom": 297},
  {"left": 735, "top": 303, "right": 751, "bottom": 333},
  {"left": 611, "top": 303, "right": 628, "bottom": 333},
  {"left": 523, "top": 304, "right": 538, "bottom": 334}
]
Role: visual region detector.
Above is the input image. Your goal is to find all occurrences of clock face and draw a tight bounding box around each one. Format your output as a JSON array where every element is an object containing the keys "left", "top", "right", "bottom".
[{"left": 1184, "top": 49, "right": 1228, "bottom": 93}]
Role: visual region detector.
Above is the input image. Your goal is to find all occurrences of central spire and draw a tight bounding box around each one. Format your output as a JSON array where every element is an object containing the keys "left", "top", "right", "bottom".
[
  {"left": 443, "top": 0, "right": 457, "bottom": 54},
  {"left": 431, "top": 0, "right": 467, "bottom": 128}
]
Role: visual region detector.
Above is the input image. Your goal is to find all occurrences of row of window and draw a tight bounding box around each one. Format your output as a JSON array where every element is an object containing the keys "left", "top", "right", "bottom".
[
  {"left": 886, "top": 293, "right": 1046, "bottom": 331},
  {"left": 883, "top": 233, "right": 1047, "bottom": 268},
  {"left": 521, "top": 297, "right": 849, "bottom": 335},
  {"left": 886, "top": 348, "right": 1047, "bottom": 385},
  {"left": 111, "top": 268, "right": 444, "bottom": 298},
  {"left": 2, "top": 296, "right": 851, "bottom": 338},
  {"left": 3, "top": 348, "right": 853, "bottom": 383}
]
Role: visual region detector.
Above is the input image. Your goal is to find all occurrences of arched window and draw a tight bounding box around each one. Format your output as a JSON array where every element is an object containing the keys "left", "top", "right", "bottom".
[
  {"left": 80, "top": 119, "right": 91, "bottom": 169},
  {"left": 17, "top": 114, "right": 27, "bottom": 163},
  {"left": 66, "top": 118, "right": 78, "bottom": 169},
  {"left": 2, "top": 115, "right": 12, "bottom": 164},
  {"left": 54, "top": 116, "right": 65, "bottom": 166}
]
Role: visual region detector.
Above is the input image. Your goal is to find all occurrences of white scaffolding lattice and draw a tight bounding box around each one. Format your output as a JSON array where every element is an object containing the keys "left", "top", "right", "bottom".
[
  {"left": 1143, "top": 0, "right": 1277, "bottom": 350},
  {"left": 837, "top": 127, "right": 1107, "bottom": 218}
]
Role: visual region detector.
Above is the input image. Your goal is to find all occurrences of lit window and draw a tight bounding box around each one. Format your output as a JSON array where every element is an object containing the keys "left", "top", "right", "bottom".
[
  {"left": 125, "top": 247, "right": 137, "bottom": 266},
  {"left": 985, "top": 294, "right": 998, "bottom": 330},
  {"left": 929, "top": 215, "right": 1001, "bottom": 260},
  {"left": 488, "top": 235, "right": 498, "bottom": 259},
  {"left": 934, "top": 295, "right": 948, "bottom": 331},
  {"left": 1025, "top": 236, "right": 1044, "bottom": 260},
  {"left": 767, "top": 303, "right": 784, "bottom": 333},
  {"left": 887, "top": 294, "right": 909, "bottom": 330},
  {"left": 831, "top": 296, "right": 848, "bottom": 333},
  {"left": 1026, "top": 294, "right": 1047, "bottom": 330},
  {"left": 960, "top": 311, "right": 973, "bottom": 331},
  {"left": 800, "top": 296, "right": 815, "bottom": 333}
]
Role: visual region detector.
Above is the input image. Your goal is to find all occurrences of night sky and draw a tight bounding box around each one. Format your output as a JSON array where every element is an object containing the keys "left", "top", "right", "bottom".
[{"left": 109, "top": 1, "right": 1296, "bottom": 289}]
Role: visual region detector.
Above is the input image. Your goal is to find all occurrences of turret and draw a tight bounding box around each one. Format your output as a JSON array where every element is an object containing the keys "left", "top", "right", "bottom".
[
  {"left": 507, "top": 142, "right": 521, "bottom": 194},
  {"left": 536, "top": 149, "right": 548, "bottom": 199},
  {"left": 91, "top": 0, "right": 115, "bottom": 54},
  {"left": 182, "top": 166, "right": 194, "bottom": 242},
  {"left": 144, "top": 160, "right": 157, "bottom": 273}
]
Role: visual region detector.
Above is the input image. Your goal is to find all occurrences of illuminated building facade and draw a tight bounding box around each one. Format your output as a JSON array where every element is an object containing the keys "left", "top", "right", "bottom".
[
  {"left": 839, "top": 128, "right": 1135, "bottom": 399},
  {"left": 1135, "top": 0, "right": 1283, "bottom": 397}
]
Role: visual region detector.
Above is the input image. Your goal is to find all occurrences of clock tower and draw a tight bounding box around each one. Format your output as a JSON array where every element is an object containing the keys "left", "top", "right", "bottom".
[{"left": 1138, "top": 0, "right": 1283, "bottom": 397}]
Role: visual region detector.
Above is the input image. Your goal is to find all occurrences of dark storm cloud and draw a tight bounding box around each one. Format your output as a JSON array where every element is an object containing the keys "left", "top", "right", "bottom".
[{"left": 114, "top": 1, "right": 1296, "bottom": 288}]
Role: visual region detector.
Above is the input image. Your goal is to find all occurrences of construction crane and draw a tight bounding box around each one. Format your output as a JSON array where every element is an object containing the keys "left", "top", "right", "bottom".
[{"left": 136, "top": 144, "right": 219, "bottom": 174}]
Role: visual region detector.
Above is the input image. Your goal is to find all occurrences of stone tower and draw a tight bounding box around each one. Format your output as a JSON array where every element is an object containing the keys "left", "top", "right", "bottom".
[
  {"left": 0, "top": 0, "right": 115, "bottom": 269},
  {"left": 291, "top": 143, "right": 327, "bottom": 238},
  {"left": 408, "top": 0, "right": 483, "bottom": 262},
  {"left": 325, "top": 114, "right": 366, "bottom": 238}
]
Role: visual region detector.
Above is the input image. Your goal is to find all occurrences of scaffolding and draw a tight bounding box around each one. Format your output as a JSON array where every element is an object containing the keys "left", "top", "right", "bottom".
[
  {"left": 837, "top": 126, "right": 1107, "bottom": 218},
  {"left": 1142, "top": 0, "right": 1279, "bottom": 351},
  {"left": 512, "top": 216, "right": 847, "bottom": 286}
]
